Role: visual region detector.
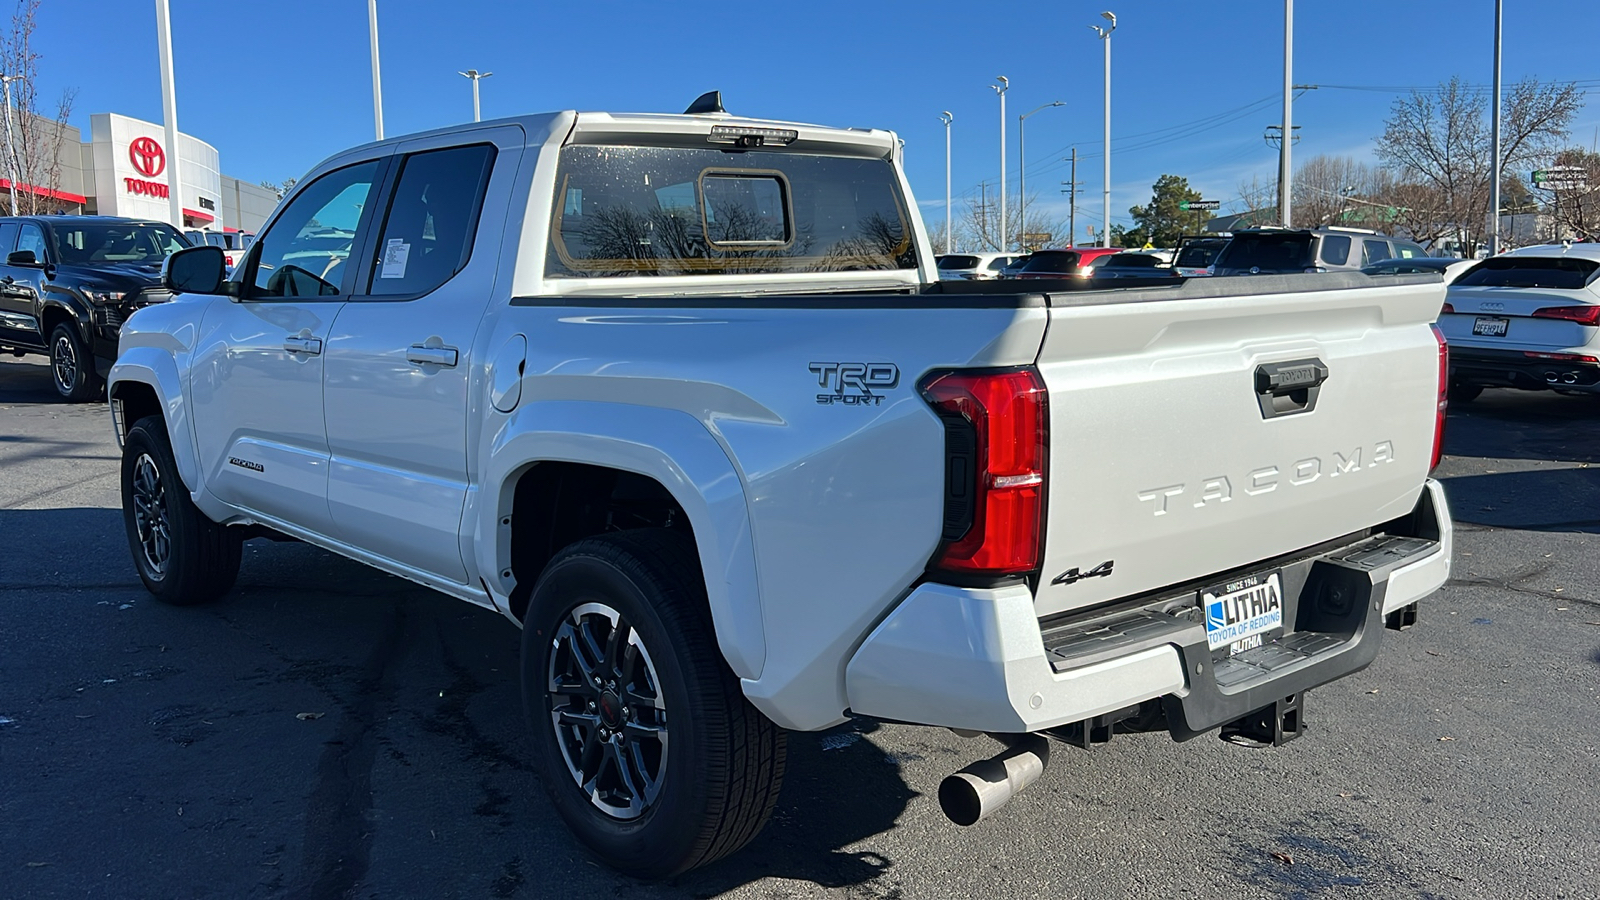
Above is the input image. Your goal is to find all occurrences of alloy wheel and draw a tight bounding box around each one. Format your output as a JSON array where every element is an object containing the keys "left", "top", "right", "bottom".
[
  {"left": 130, "top": 453, "right": 171, "bottom": 579},
  {"left": 52, "top": 334, "right": 78, "bottom": 393},
  {"left": 547, "top": 601, "right": 669, "bottom": 820}
]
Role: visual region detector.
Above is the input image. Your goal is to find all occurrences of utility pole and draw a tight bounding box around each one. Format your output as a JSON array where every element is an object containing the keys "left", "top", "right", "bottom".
[
  {"left": 1488, "top": 0, "right": 1503, "bottom": 255},
  {"left": 1278, "top": 0, "right": 1293, "bottom": 227},
  {"left": 1092, "top": 12, "right": 1117, "bottom": 247},
  {"left": 941, "top": 111, "right": 953, "bottom": 252},
  {"left": 368, "top": 0, "right": 384, "bottom": 140},
  {"left": 1061, "top": 147, "right": 1081, "bottom": 247},
  {"left": 459, "top": 69, "right": 492, "bottom": 123},
  {"left": 154, "top": 0, "right": 184, "bottom": 229},
  {"left": 992, "top": 77, "right": 1009, "bottom": 252},
  {"left": 0, "top": 75, "right": 20, "bottom": 216}
]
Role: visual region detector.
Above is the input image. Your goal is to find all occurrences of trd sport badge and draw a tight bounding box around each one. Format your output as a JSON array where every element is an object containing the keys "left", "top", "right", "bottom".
[{"left": 809, "top": 362, "right": 900, "bottom": 406}]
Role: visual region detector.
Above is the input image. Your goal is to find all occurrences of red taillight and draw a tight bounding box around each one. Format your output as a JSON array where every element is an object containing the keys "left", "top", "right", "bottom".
[
  {"left": 1431, "top": 324, "right": 1448, "bottom": 471},
  {"left": 1531, "top": 305, "right": 1600, "bottom": 326},
  {"left": 1523, "top": 350, "right": 1600, "bottom": 363},
  {"left": 1440, "top": 302, "right": 1455, "bottom": 315},
  {"left": 921, "top": 368, "right": 1048, "bottom": 576}
]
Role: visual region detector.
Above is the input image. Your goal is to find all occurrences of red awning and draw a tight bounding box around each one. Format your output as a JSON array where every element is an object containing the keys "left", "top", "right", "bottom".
[
  {"left": 182, "top": 207, "right": 216, "bottom": 223},
  {"left": 0, "top": 178, "right": 87, "bottom": 205}
]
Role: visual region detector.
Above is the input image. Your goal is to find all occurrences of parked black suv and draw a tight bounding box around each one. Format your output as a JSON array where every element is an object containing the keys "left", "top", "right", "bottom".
[{"left": 0, "top": 216, "right": 189, "bottom": 400}]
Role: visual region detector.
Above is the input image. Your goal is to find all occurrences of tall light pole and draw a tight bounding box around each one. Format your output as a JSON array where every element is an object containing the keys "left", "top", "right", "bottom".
[
  {"left": 940, "top": 111, "right": 953, "bottom": 252},
  {"left": 1279, "top": 0, "right": 1293, "bottom": 227},
  {"left": 459, "top": 69, "right": 492, "bottom": 123},
  {"left": 154, "top": 0, "right": 184, "bottom": 228},
  {"left": 368, "top": 0, "right": 384, "bottom": 140},
  {"left": 1092, "top": 12, "right": 1116, "bottom": 247},
  {"left": 0, "top": 74, "right": 21, "bottom": 216},
  {"left": 1488, "top": 0, "right": 1503, "bottom": 255},
  {"left": 1019, "top": 101, "right": 1064, "bottom": 250},
  {"left": 991, "top": 77, "right": 1009, "bottom": 252}
]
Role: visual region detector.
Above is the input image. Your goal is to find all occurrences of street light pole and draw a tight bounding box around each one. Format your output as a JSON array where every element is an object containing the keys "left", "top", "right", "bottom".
[
  {"left": 940, "top": 111, "right": 953, "bottom": 252},
  {"left": 154, "top": 0, "right": 184, "bottom": 229},
  {"left": 992, "top": 76, "right": 1009, "bottom": 252},
  {"left": 368, "top": 0, "right": 384, "bottom": 140},
  {"left": 1092, "top": 12, "right": 1116, "bottom": 248},
  {"left": 1489, "top": 0, "right": 1503, "bottom": 255},
  {"left": 1279, "top": 0, "right": 1293, "bottom": 227},
  {"left": 0, "top": 75, "right": 20, "bottom": 216},
  {"left": 459, "top": 69, "right": 493, "bottom": 123},
  {"left": 1019, "top": 101, "right": 1064, "bottom": 251}
]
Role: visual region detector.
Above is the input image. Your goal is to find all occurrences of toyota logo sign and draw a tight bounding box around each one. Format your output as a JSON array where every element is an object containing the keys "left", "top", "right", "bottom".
[{"left": 129, "top": 137, "right": 165, "bottom": 178}]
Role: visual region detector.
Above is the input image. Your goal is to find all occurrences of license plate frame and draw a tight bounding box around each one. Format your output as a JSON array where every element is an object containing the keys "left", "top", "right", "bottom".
[
  {"left": 1472, "top": 316, "right": 1509, "bottom": 337},
  {"left": 1203, "top": 570, "right": 1285, "bottom": 657}
]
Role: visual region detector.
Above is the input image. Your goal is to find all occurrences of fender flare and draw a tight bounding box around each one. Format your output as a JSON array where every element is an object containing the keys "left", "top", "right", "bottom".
[
  {"left": 481, "top": 400, "right": 766, "bottom": 680},
  {"left": 108, "top": 348, "right": 202, "bottom": 495}
]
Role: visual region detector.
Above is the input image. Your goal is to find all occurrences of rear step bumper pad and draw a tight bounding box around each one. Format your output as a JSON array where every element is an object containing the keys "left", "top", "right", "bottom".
[{"left": 844, "top": 480, "right": 1451, "bottom": 735}]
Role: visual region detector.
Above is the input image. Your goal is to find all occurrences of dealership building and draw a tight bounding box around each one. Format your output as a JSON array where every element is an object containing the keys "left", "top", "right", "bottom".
[{"left": 3, "top": 111, "right": 279, "bottom": 234}]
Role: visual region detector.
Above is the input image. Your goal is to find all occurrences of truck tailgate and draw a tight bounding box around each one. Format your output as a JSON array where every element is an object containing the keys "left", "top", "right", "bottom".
[{"left": 1034, "top": 274, "right": 1445, "bottom": 617}]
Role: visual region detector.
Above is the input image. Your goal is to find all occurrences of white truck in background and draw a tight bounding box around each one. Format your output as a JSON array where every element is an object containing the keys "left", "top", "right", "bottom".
[{"left": 108, "top": 93, "right": 1453, "bottom": 878}]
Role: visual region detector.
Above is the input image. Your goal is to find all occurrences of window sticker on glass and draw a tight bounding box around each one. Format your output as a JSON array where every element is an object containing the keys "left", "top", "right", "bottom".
[
  {"left": 381, "top": 237, "right": 411, "bottom": 278},
  {"left": 701, "top": 174, "right": 788, "bottom": 245}
]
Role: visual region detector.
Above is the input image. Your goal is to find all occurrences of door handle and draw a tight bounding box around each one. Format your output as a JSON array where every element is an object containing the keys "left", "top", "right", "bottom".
[
  {"left": 283, "top": 336, "right": 322, "bottom": 355},
  {"left": 1254, "top": 359, "right": 1328, "bottom": 419},
  {"left": 407, "top": 344, "right": 459, "bottom": 367}
]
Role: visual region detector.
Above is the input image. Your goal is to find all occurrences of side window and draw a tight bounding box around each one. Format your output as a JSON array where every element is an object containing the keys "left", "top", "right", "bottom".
[
  {"left": 16, "top": 223, "right": 47, "bottom": 261},
  {"left": 1393, "top": 242, "right": 1425, "bottom": 259},
  {"left": 1362, "top": 239, "right": 1392, "bottom": 266},
  {"left": 1319, "top": 235, "right": 1351, "bottom": 266},
  {"left": 366, "top": 144, "right": 495, "bottom": 297},
  {"left": 0, "top": 222, "right": 19, "bottom": 255},
  {"left": 250, "top": 160, "right": 380, "bottom": 299}
]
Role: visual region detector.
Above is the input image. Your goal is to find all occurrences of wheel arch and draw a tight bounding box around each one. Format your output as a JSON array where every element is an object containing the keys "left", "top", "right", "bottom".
[
  {"left": 483, "top": 400, "right": 765, "bottom": 680},
  {"left": 108, "top": 349, "right": 202, "bottom": 496}
]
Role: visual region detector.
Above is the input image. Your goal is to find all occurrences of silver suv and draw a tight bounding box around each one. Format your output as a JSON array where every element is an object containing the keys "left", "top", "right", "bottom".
[{"left": 1213, "top": 228, "right": 1428, "bottom": 276}]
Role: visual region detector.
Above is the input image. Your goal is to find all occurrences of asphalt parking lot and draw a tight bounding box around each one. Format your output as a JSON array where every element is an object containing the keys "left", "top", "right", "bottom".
[{"left": 3, "top": 353, "right": 1598, "bottom": 900}]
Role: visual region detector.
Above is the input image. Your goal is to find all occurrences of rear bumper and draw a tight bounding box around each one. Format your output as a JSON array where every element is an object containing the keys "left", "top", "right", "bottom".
[
  {"left": 844, "top": 480, "right": 1452, "bottom": 735},
  {"left": 1451, "top": 347, "right": 1600, "bottom": 391}
]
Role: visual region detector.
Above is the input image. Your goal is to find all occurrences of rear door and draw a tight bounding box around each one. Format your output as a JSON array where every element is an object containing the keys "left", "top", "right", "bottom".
[{"left": 1033, "top": 275, "right": 1444, "bottom": 617}]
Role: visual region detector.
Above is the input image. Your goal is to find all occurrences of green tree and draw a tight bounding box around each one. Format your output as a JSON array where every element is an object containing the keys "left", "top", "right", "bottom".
[{"left": 1127, "top": 175, "right": 1213, "bottom": 247}]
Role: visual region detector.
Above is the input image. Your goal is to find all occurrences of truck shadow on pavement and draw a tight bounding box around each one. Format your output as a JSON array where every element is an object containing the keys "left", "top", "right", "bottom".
[
  {"left": 3, "top": 508, "right": 915, "bottom": 898},
  {"left": 1439, "top": 467, "right": 1600, "bottom": 534},
  {"left": 1444, "top": 388, "right": 1600, "bottom": 464}
]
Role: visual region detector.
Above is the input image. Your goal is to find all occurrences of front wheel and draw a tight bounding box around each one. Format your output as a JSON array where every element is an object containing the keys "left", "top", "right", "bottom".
[
  {"left": 522, "top": 528, "right": 786, "bottom": 879},
  {"left": 49, "top": 322, "right": 102, "bottom": 402},
  {"left": 120, "top": 416, "right": 242, "bottom": 605}
]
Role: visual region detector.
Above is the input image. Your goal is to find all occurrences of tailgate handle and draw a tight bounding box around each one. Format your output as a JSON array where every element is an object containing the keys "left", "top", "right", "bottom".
[{"left": 1254, "top": 359, "right": 1328, "bottom": 419}]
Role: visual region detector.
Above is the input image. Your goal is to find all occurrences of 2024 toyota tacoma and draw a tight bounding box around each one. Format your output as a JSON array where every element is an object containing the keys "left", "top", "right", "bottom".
[{"left": 108, "top": 94, "right": 1454, "bottom": 878}]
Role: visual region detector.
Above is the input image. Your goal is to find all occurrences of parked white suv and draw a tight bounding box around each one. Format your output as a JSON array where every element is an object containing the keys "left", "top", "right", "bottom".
[
  {"left": 1437, "top": 243, "right": 1600, "bottom": 400},
  {"left": 109, "top": 99, "right": 1454, "bottom": 878},
  {"left": 936, "top": 251, "right": 1021, "bottom": 280}
]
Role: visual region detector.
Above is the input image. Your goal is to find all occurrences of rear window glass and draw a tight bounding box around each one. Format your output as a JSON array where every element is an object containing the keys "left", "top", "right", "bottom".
[
  {"left": 1454, "top": 257, "right": 1600, "bottom": 290},
  {"left": 1216, "top": 234, "right": 1314, "bottom": 270},
  {"left": 1175, "top": 242, "right": 1224, "bottom": 268},
  {"left": 1319, "top": 235, "right": 1351, "bottom": 266},
  {"left": 939, "top": 255, "right": 979, "bottom": 269},
  {"left": 1018, "top": 251, "right": 1082, "bottom": 274},
  {"left": 1105, "top": 253, "right": 1161, "bottom": 268},
  {"left": 548, "top": 146, "right": 916, "bottom": 277},
  {"left": 987, "top": 256, "right": 1015, "bottom": 270}
]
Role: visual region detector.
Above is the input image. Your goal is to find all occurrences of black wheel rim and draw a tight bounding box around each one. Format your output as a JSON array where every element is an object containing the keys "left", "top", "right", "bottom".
[
  {"left": 52, "top": 334, "right": 77, "bottom": 392},
  {"left": 131, "top": 452, "right": 171, "bottom": 579},
  {"left": 547, "top": 601, "right": 668, "bottom": 820}
]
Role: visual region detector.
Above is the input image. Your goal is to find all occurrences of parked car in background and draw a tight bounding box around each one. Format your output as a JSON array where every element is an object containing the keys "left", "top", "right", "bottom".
[
  {"left": 1173, "top": 236, "right": 1229, "bottom": 276},
  {"left": 1436, "top": 244, "right": 1600, "bottom": 401},
  {"left": 936, "top": 252, "right": 1022, "bottom": 281},
  {"left": 0, "top": 215, "right": 188, "bottom": 399},
  {"left": 183, "top": 229, "right": 255, "bottom": 269},
  {"left": 1091, "top": 252, "right": 1179, "bottom": 279},
  {"left": 1012, "top": 246, "right": 1121, "bottom": 279},
  {"left": 1212, "top": 228, "right": 1428, "bottom": 277},
  {"left": 999, "top": 253, "right": 1032, "bottom": 278},
  {"left": 1363, "top": 257, "right": 1477, "bottom": 284}
]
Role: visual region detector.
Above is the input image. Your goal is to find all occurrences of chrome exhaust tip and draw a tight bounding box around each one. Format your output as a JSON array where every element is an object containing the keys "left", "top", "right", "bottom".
[{"left": 938, "top": 735, "right": 1050, "bottom": 826}]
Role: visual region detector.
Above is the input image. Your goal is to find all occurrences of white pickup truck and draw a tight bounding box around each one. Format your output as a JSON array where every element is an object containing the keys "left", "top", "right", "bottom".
[{"left": 108, "top": 95, "right": 1454, "bottom": 878}]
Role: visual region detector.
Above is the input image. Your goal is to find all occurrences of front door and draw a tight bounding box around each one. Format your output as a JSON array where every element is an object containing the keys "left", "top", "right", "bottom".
[
  {"left": 0, "top": 222, "right": 32, "bottom": 346},
  {"left": 189, "top": 158, "right": 387, "bottom": 536},
  {"left": 323, "top": 127, "right": 522, "bottom": 583}
]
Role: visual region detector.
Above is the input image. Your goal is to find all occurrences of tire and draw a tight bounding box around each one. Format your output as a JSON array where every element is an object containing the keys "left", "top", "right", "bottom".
[
  {"left": 522, "top": 528, "right": 786, "bottom": 879},
  {"left": 1447, "top": 383, "right": 1483, "bottom": 404},
  {"left": 49, "top": 321, "right": 103, "bottom": 402},
  {"left": 120, "top": 416, "right": 242, "bottom": 605}
]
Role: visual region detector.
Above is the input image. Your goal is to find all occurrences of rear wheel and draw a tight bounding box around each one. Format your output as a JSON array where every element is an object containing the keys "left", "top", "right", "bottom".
[
  {"left": 120, "top": 416, "right": 242, "bottom": 605},
  {"left": 1447, "top": 383, "right": 1483, "bottom": 404},
  {"left": 522, "top": 528, "right": 785, "bottom": 879},
  {"left": 50, "top": 322, "right": 102, "bottom": 402}
]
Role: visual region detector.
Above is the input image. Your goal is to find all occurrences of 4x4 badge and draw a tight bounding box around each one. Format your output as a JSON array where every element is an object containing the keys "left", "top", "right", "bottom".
[{"left": 1052, "top": 560, "right": 1114, "bottom": 586}]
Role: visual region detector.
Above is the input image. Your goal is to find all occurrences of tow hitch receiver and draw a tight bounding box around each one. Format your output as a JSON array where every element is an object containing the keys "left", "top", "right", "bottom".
[{"left": 1220, "top": 692, "right": 1304, "bottom": 747}]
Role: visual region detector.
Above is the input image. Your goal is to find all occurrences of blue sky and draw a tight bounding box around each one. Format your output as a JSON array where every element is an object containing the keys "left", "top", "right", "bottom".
[{"left": 31, "top": 0, "right": 1600, "bottom": 242}]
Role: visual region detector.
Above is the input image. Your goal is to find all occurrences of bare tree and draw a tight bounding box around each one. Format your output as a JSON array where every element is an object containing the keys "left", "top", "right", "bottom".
[
  {"left": 1375, "top": 75, "right": 1582, "bottom": 255},
  {"left": 1292, "top": 155, "right": 1384, "bottom": 227},
  {"left": 1234, "top": 175, "right": 1277, "bottom": 220},
  {"left": 1, "top": 0, "right": 76, "bottom": 213},
  {"left": 945, "top": 187, "right": 1063, "bottom": 252},
  {"left": 1541, "top": 148, "right": 1600, "bottom": 240}
]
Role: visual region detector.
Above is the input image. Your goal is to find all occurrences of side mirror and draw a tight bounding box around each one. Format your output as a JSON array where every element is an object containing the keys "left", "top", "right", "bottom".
[
  {"left": 7, "top": 249, "right": 39, "bottom": 266},
  {"left": 164, "top": 245, "right": 227, "bottom": 295}
]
